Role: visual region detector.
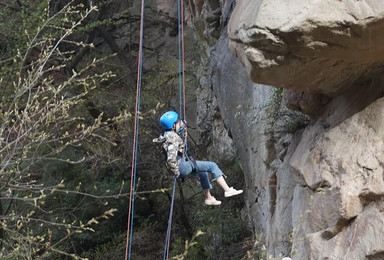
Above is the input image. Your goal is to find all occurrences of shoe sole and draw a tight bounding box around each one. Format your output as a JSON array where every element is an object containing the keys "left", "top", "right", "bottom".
[
  {"left": 225, "top": 190, "right": 243, "bottom": 197},
  {"left": 205, "top": 201, "right": 222, "bottom": 206}
]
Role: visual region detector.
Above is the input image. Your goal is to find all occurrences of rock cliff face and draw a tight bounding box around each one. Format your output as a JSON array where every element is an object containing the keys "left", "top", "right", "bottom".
[
  {"left": 135, "top": 0, "right": 384, "bottom": 258},
  {"left": 195, "top": 0, "right": 384, "bottom": 259},
  {"left": 228, "top": 0, "right": 384, "bottom": 96}
]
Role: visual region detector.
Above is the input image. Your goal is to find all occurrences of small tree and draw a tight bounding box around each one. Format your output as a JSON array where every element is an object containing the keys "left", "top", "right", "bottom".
[{"left": 0, "top": 1, "right": 127, "bottom": 259}]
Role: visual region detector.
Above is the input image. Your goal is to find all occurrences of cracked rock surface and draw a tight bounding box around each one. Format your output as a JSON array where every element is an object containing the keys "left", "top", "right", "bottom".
[
  {"left": 186, "top": 0, "right": 384, "bottom": 258},
  {"left": 195, "top": 1, "right": 384, "bottom": 259}
]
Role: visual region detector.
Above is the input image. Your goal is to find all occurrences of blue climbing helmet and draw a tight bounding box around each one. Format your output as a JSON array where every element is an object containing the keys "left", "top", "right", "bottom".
[{"left": 160, "top": 111, "right": 179, "bottom": 130}]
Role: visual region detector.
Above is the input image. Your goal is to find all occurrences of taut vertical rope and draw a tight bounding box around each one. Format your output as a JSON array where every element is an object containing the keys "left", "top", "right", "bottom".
[
  {"left": 181, "top": 0, "right": 186, "bottom": 120},
  {"left": 163, "top": 177, "right": 177, "bottom": 260},
  {"left": 178, "top": 0, "right": 183, "bottom": 118},
  {"left": 163, "top": 0, "right": 186, "bottom": 259},
  {"left": 125, "top": 0, "right": 145, "bottom": 259}
]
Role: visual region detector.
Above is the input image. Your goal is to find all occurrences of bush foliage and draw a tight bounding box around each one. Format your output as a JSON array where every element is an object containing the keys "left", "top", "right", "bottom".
[{"left": 0, "top": 1, "right": 249, "bottom": 259}]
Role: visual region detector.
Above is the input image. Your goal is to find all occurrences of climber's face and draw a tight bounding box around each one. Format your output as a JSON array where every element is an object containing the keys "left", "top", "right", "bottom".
[
  {"left": 174, "top": 120, "right": 181, "bottom": 132},
  {"left": 174, "top": 119, "right": 186, "bottom": 134}
]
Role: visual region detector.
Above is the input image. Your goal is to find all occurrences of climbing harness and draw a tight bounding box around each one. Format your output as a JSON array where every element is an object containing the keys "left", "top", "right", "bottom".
[{"left": 124, "top": 0, "right": 187, "bottom": 259}]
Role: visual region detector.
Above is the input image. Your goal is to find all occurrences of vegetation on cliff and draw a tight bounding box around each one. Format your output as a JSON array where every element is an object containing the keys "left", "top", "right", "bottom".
[{"left": 0, "top": 1, "right": 249, "bottom": 259}]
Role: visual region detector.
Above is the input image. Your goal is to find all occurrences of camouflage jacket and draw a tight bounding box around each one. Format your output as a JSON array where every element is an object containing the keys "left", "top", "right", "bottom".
[{"left": 153, "top": 131, "right": 184, "bottom": 177}]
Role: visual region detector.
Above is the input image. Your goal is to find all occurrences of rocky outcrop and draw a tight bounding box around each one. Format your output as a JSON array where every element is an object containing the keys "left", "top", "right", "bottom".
[
  {"left": 290, "top": 90, "right": 384, "bottom": 259},
  {"left": 195, "top": 0, "right": 384, "bottom": 259},
  {"left": 197, "top": 69, "right": 236, "bottom": 164},
  {"left": 210, "top": 30, "right": 302, "bottom": 257},
  {"left": 227, "top": 0, "right": 384, "bottom": 96}
]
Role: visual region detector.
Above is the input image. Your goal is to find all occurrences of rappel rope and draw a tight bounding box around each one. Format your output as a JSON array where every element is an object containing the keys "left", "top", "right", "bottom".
[
  {"left": 124, "top": 0, "right": 145, "bottom": 259},
  {"left": 124, "top": 0, "right": 186, "bottom": 259},
  {"left": 163, "top": 0, "right": 186, "bottom": 259},
  {"left": 163, "top": 177, "right": 177, "bottom": 260}
]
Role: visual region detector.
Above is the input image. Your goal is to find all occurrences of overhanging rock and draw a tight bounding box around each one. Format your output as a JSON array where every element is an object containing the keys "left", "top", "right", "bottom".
[{"left": 228, "top": 0, "right": 384, "bottom": 95}]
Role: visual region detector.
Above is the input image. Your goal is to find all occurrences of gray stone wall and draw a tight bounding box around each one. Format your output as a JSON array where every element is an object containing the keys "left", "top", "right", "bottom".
[{"left": 196, "top": 0, "right": 384, "bottom": 259}]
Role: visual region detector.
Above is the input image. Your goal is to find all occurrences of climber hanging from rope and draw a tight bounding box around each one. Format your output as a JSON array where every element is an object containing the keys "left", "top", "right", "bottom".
[{"left": 153, "top": 111, "right": 243, "bottom": 206}]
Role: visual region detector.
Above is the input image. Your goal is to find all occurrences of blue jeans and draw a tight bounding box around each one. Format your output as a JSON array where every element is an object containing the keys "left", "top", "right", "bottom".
[{"left": 178, "top": 159, "right": 223, "bottom": 190}]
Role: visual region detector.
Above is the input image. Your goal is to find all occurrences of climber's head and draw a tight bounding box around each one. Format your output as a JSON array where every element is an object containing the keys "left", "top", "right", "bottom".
[{"left": 159, "top": 111, "right": 179, "bottom": 130}]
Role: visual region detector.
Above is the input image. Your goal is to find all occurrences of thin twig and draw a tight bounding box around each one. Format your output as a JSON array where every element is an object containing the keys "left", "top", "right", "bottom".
[{"left": 0, "top": 2, "right": 21, "bottom": 11}]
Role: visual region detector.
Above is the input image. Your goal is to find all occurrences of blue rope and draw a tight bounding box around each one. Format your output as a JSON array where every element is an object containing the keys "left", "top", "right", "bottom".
[
  {"left": 127, "top": 0, "right": 145, "bottom": 259},
  {"left": 163, "top": 177, "right": 177, "bottom": 259},
  {"left": 162, "top": 1, "right": 183, "bottom": 258},
  {"left": 177, "top": 0, "right": 183, "bottom": 118}
]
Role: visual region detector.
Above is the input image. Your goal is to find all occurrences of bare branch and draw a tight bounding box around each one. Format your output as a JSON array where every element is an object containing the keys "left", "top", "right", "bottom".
[{"left": 0, "top": 2, "right": 21, "bottom": 11}]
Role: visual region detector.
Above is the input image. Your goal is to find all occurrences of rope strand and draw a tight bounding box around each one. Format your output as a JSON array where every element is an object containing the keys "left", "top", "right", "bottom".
[
  {"left": 163, "top": 178, "right": 177, "bottom": 260},
  {"left": 125, "top": 0, "right": 145, "bottom": 259},
  {"left": 163, "top": 1, "right": 185, "bottom": 259},
  {"left": 178, "top": 0, "right": 183, "bottom": 118},
  {"left": 180, "top": 0, "right": 188, "bottom": 161},
  {"left": 126, "top": 0, "right": 185, "bottom": 258},
  {"left": 181, "top": 0, "right": 186, "bottom": 120}
]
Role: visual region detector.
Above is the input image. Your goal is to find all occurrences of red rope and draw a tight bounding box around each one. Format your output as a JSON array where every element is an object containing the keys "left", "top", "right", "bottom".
[{"left": 125, "top": 0, "right": 145, "bottom": 259}]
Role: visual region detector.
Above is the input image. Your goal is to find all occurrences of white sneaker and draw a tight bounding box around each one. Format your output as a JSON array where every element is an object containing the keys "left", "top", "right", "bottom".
[
  {"left": 224, "top": 187, "right": 243, "bottom": 197},
  {"left": 205, "top": 197, "right": 222, "bottom": 206}
]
